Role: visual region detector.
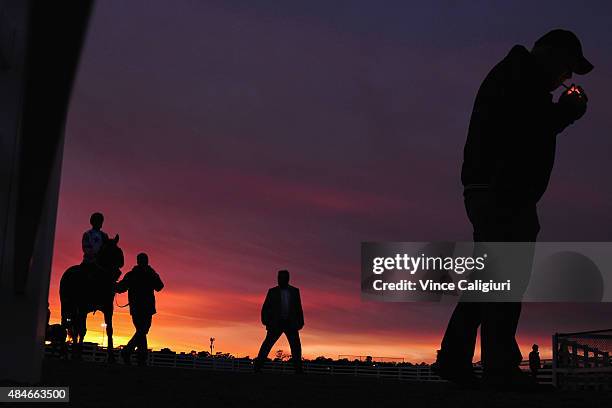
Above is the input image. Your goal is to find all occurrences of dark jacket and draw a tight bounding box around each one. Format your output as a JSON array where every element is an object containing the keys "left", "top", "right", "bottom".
[
  {"left": 261, "top": 285, "right": 304, "bottom": 331},
  {"left": 461, "top": 45, "right": 578, "bottom": 204},
  {"left": 116, "top": 265, "right": 164, "bottom": 316},
  {"left": 529, "top": 350, "right": 541, "bottom": 370}
]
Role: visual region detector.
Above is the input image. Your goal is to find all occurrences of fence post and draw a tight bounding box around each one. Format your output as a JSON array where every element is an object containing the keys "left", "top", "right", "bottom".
[{"left": 552, "top": 334, "right": 558, "bottom": 387}]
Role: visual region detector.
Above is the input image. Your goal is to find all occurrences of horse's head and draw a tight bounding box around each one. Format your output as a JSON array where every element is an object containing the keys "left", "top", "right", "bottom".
[{"left": 97, "top": 234, "right": 124, "bottom": 280}]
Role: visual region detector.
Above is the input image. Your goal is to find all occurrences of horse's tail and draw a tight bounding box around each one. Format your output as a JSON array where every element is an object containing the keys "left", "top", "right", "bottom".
[{"left": 59, "top": 265, "right": 81, "bottom": 326}]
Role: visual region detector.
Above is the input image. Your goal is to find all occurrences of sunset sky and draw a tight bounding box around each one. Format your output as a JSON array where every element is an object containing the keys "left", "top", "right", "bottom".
[{"left": 48, "top": 0, "right": 612, "bottom": 362}]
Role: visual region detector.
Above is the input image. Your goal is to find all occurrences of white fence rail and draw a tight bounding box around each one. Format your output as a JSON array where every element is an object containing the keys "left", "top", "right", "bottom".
[{"left": 44, "top": 344, "right": 553, "bottom": 384}]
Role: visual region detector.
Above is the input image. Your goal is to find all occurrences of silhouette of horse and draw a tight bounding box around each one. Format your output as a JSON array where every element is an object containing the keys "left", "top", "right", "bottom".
[{"left": 59, "top": 235, "right": 124, "bottom": 361}]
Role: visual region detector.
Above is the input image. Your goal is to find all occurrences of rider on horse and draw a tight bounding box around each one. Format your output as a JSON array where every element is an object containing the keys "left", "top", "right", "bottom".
[
  {"left": 82, "top": 212, "right": 120, "bottom": 280},
  {"left": 61, "top": 212, "right": 124, "bottom": 361},
  {"left": 82, "top": 212, "right": 109, "bottom": 265}
]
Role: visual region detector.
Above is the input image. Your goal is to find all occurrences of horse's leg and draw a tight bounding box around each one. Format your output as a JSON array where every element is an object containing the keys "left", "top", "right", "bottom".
[
  {"left": 60, "top": 330, "right": 68, "bottom": 359},
  {"left": 71, "top": 327, "right": 80, "bottom": 360},
  {"left": 76, "top": 312, "right": 87, "bottom": 360},
  {"left": 104, "top": 307, "right": 115, "bottom": 363},
  {"left": 80, "top": 313, "right": 87, "bottom": 344},
  {"left": 69, "top": 320, "right": 79, "bottom": 360}
]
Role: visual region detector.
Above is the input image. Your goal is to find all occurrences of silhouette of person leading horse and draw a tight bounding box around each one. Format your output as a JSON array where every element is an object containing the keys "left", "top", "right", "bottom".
[
  {"left": 116, "top": 253, "right": 164, "bottom": 366},
  {"left": 435, "top": 29, "right": 593, "bottom": 390}
]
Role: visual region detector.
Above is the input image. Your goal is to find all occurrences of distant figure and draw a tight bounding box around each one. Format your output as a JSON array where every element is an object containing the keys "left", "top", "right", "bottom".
[
  {"left": 46, "top": 323, "right": 68, "bottom": 359},
  {"left": 436, "top": 29, "right": 592, "bottom": 390},
  {"left": 116, "top": 253, "right": 164, "bottom": 366},
  {"left": 558, "top": 342, "right": 571, "bottom": 368},
  {"left": 45, "top": 304, "right": 67, "bottom": 358},
  {"left": 529, "top": 344, "right": 541, "bottom": 378},
  {"left": 82, "top": 212, "right": 110, "bottom": 264},
  {"left": 254, "top": 270, "right": 304, "bottom": 374}
]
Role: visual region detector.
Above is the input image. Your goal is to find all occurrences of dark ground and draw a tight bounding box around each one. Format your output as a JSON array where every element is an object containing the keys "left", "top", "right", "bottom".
[{"left": 4, "top": 359, "right": 612, "bottom": 408}]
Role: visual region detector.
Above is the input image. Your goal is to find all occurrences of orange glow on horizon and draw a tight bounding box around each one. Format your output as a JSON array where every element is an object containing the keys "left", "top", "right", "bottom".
[
  {"left": 47, "top": 288, "right": 550, "bottom": 363},
  {"left": 47, "top": 181, "right": 555, "bottom": 364}
]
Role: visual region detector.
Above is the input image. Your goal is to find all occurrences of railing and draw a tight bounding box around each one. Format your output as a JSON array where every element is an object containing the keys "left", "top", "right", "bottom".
[
  {"left": 44, "top": 344, "right": 553, "bottom": 384},
  {"left": 552, "top": 330, "right": 612, "bottom": 389}
]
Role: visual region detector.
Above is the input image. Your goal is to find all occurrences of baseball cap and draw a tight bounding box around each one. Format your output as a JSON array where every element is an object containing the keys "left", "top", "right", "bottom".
[{"left": 534, "top": 29, "right": 594, "bottom": 75}]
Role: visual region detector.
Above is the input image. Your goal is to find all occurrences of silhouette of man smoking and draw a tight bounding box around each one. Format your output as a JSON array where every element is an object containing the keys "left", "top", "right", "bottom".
[{"left": 436, "top": 29, "right": 592, "bottom": 390}]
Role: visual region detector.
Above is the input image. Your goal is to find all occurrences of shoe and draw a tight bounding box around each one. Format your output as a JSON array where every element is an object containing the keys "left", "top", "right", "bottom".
[
  {"left": 253, "top": 358, "right": 263, "bottom": 373},
  {"left": 120, "top": 348, "right": 131, "bottom": 365},
  {"left": 432, "top": 362, "right": 480, "bottom": 389}
]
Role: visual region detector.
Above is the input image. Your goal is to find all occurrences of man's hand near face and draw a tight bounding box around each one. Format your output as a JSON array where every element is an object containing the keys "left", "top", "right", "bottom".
[{"left": 558, "top": 85, "right": 588, "bottom": 122}]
